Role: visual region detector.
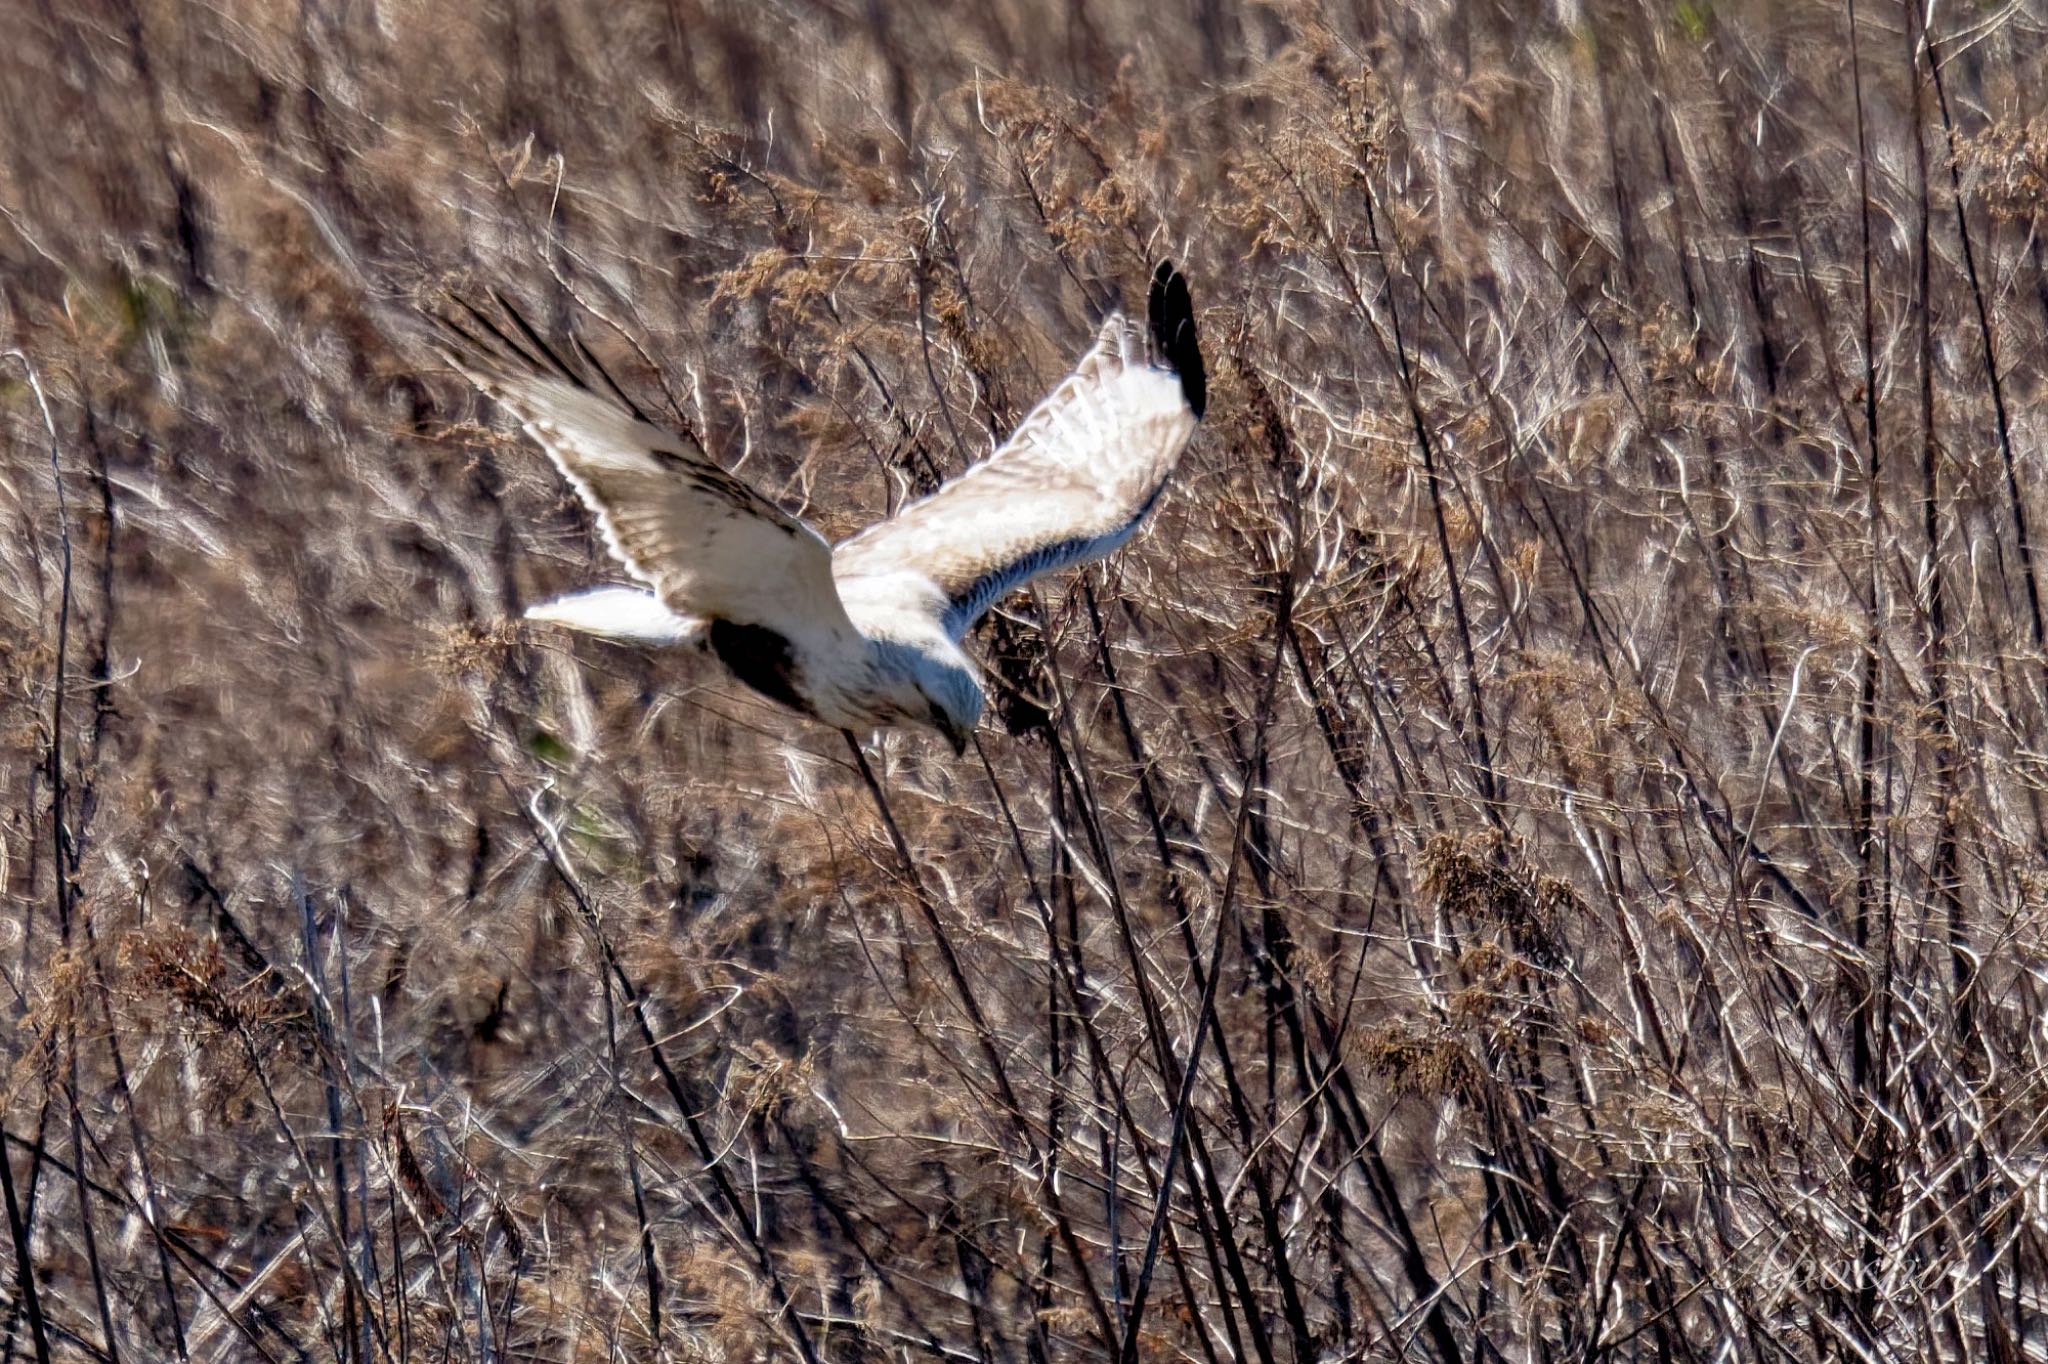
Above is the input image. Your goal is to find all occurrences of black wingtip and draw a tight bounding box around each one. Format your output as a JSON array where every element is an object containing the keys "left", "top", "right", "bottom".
[{"left": 1148, "top": 259, "right": 1207, "bottom": 420}]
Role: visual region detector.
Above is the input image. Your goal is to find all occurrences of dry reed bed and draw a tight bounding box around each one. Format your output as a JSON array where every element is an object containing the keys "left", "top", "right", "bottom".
[{"left": 3, "top": 0, "right": 2048, "bottom": 1359}]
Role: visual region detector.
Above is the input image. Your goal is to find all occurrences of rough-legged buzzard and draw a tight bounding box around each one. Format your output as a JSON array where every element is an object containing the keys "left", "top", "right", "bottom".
[{"left": 434, "top": 261, "right": 1205, "bottom": 754}]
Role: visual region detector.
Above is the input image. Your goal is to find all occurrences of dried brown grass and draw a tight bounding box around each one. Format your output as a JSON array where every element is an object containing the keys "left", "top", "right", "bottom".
[{"left": 5, "top": 0, "right": 2048, "bottom": 1359}]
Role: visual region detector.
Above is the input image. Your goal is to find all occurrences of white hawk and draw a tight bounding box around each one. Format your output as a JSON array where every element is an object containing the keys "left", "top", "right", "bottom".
[{"left": 434, "top": 261, "right": 1206, "bottom": 754}]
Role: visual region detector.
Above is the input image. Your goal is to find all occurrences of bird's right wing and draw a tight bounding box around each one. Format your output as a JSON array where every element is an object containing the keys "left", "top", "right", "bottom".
[
  {"left": 431, "top": 300, "right": 854, "bottom": 640},
  {"left": 831, "top": 261, "right": 1206, "bottom": 638}
]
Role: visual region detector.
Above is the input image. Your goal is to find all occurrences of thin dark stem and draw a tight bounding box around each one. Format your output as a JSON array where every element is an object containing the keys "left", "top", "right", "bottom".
[
  {"left": 513, "top": 779, "right": 822, "bottom": 1364},
  {"left": 1119, "top": 564, "right": 1296, "bottom": 1364},
  {"left": 841, "top": 732, "right": 1124, "bottom": 1358}
]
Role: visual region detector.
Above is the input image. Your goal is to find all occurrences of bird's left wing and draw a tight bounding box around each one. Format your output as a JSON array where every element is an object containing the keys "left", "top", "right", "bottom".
[
  {"left": 431, "top": 299, "right": 855, "bottom": 641},
  {"left": 832, "top": 260, "right": 1206, "bottom": 638}
]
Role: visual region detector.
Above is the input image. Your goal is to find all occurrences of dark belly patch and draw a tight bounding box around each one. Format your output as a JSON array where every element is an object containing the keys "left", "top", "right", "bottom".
[{"left": 707, "top": 619, "right": 808, "bottom": 714}]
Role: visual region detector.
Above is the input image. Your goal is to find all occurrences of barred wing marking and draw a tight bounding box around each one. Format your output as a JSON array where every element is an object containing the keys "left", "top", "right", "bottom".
[
  {"left": 832, "top": 262, "right": 1205, "bottom": 639},
  {"left": 433, "top": 303, "right": 855, "bottom": 640}
]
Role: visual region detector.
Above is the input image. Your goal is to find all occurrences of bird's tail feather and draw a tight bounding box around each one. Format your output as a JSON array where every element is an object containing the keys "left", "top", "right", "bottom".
[{"left": 525, "top": 587, "right": 704, "bottom": 646}]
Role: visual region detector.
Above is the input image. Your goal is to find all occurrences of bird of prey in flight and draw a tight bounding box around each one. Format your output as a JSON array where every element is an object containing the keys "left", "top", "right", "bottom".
[{"left": 434, "top": 260, "right": 1206, "bottom": 755}]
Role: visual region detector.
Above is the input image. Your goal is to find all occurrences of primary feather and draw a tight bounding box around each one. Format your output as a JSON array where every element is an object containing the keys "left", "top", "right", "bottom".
[{"left": 431, "top": 260, "right": 1206, "bottom": 752}]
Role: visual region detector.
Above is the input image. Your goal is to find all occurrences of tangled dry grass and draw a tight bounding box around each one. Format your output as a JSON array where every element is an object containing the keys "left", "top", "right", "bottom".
[{"left": 5, "top": 0, "right": 2048, "bottom": 1359}]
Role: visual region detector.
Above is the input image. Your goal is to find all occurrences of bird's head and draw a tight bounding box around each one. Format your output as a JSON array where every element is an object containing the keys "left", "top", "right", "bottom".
[
  {"left": 848, "top": 584, "right": 987, "bottom": 757},
  {"left": 869, "top": 631, "right": 983, "bottom": 757},
  {"left": 916, "top": 650, "right": 984, "bottom": 758}
]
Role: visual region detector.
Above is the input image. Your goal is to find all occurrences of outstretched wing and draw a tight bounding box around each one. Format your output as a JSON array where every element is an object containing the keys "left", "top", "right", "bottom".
[
  {"left": 431, "top": 299, "right": 854, "bottom": 640},
  {"left": 832, "top": 260, "right": 1206, "bottom": 639}
]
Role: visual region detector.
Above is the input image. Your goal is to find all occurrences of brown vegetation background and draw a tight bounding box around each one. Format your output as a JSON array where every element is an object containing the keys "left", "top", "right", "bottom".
[{"left": 5, "top": 0, "right": 2048, "bottom": 1359}]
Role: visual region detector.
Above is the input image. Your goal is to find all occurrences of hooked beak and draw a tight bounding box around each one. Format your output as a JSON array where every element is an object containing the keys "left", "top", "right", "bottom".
[{"left": 935, "top": 711, "right": 971, "bottom": 758}]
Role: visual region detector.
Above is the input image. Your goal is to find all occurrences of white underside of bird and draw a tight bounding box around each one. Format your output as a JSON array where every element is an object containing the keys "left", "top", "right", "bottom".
[{"left": 433, "top": 261, "right": 1207, "bottom": 754}]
